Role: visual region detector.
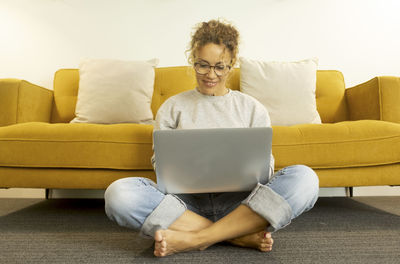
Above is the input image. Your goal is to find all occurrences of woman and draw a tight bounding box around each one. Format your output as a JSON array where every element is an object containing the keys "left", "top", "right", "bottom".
[{"left": 104, "top": 19, "right": 319, "bottom": 257}]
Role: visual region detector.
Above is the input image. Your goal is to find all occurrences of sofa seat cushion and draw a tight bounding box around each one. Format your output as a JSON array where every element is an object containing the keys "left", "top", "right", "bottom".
[
  {"left": 1, "top": 120, "right": 399, "bottom": 171},
  {"left": 273, "top": 120, "right": 400, "bottom": 169},
  {"left": 0, "top": 122, "right": 154, "bottom": 170}
]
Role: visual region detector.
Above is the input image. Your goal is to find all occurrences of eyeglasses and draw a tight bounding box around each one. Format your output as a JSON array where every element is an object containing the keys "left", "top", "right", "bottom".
[{"left": 194, "top": 62, "right": 231, "bottom": 77}]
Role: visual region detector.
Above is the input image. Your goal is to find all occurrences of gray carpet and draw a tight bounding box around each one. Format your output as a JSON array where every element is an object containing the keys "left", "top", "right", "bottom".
[{"left": 0, "top": 197, "right": 399, "bottom": 264}]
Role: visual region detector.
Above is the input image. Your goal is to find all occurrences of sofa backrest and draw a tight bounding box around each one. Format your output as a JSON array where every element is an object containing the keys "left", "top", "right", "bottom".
[{"left": 51, "top": 67, "right": 349, "bottom": 124}]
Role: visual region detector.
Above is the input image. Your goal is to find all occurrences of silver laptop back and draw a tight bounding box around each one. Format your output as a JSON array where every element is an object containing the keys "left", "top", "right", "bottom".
[{"left": 154, "top": 127, "right": 272, "bottom": 194}]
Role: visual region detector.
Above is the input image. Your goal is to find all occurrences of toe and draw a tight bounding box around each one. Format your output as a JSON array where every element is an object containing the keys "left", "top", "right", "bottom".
[
  {"left": 155, "top": 230, "right": 163, "bottom": 242},
  {"left": 154, "top": 248, "right": 167, "bottom": 258},
  {"left": 263, "top": 235, "right": 273, "bottom": 244},
  {"left": 261, "top": 247, "right": 272, "bottom": 252},
  {"left": 260, "top": 244, "right": 272, "bottom": 251},
  {"left": 262, "top": 238, "right": 272, "bottom": 245},
  {"left": 260, "top": 242, "right": 271, "bottom": 248},
  {"left": 154, "top": 242, "right": 160, "bottom": 250},
  {"left": 161, "top": 239, "right": 167, "bottom": 248}
]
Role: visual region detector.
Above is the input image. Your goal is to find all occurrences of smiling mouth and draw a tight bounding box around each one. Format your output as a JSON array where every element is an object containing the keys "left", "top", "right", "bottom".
[{"left": 203, "top": 80, "right": 218, "bottom": 87}]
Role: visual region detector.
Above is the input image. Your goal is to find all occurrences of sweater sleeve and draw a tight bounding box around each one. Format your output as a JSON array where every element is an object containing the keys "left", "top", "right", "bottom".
[
  {"left": 151, "top": 99, "right": 179, "bottom": 170},
  {"left": 248, "top": 99, "right": 275, "bottom": 180}
]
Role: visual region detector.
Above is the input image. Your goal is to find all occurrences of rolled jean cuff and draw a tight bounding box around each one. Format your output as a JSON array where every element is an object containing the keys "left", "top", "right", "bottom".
[
  {"left": 241, "top": 183, "right": 292, "bottom": 233},
  {"left": 140, "top": 194, "right": 187, "bottom": 238}
]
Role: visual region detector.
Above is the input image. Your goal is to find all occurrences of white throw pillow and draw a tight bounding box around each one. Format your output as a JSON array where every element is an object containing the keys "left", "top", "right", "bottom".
[
  {"left": 70, "top": 58, "right": 159, "bottom": 124},
  {"left": 240, "top": 57, "right": 321, "bottom": 126}
]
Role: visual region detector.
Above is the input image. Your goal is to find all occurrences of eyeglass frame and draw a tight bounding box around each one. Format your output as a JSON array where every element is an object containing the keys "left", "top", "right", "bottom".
[{"left": 193, "top": 62, "right": 232, "bottom": 77}]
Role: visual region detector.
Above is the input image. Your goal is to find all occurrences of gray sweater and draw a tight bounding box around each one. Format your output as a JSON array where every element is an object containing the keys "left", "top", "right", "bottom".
[{"left": 151, "top": 88, "right": 275, "bottom": 180}]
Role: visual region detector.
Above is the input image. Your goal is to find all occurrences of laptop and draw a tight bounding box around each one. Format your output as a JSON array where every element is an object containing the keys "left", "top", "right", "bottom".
[{"left": 153, "top": 127, "right": 272, "bottom": 194}]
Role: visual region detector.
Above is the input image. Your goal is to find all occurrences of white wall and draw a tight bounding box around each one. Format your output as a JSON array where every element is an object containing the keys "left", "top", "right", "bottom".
[{"left": 1, "top": 0, "right": 400, "bottom": 90}]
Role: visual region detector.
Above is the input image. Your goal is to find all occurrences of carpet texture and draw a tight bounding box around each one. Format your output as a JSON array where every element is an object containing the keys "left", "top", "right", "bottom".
[{"left": 0, "top": 197, "right": 399, "bottom": 263}]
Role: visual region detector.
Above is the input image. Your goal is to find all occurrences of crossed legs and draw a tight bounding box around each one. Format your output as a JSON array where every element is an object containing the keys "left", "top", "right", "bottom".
[
  {"left": 153, "top": 204, "right": 273, "bottom": 257},
  {"left": 152, "top": 164, "right": 320, "bottom": 257},
  {"left": 105, "top": 165, "right": 319, "bottom": 258}
]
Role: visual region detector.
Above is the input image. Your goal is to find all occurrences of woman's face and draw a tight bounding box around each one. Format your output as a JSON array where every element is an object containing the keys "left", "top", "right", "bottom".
[{"left": 194, "top": 43, "right": 232, "bottom": 96}]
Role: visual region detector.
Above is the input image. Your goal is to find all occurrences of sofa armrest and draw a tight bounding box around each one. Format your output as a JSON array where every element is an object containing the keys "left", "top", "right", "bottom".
[
  {"left": 345, "top": 76, "right": 400, "bottom": 123},
  {"left": 0, "top": 79, "right": 53, "bottom": 126}
]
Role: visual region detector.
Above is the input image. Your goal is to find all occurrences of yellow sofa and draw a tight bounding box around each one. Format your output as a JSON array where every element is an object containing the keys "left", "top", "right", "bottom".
[{"left": 1, "top": 67, "right": 400, "bottom": 190}]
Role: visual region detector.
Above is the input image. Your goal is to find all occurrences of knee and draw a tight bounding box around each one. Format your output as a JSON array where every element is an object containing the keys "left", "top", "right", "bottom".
[
  {"left": 104, "top": 177, "right": 165, "bottom": 230},
  {"left": 104, "top": 177, "right": 148, "bottom": 220},
  {"left": 282, "top": 165, "right": 319, "bottom": 217},
  {"left": 290, "top": 165, "right": 319, "bottom": 200},
  {"left": 104, "top": 178, "right": 129, "bottom": 219}
]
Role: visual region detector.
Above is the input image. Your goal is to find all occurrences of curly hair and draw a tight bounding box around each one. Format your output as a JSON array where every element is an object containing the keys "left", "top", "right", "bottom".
[{"left": 187, "top": 19, "right": 240, "bottom": 67}]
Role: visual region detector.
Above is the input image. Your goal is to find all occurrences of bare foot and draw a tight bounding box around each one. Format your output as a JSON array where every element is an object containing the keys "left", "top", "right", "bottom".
[
  {"left": 153, "top": 229, "right": 210, "bottom": 257},
  {"left": 228, "top": 231, "right": 274, "bottom": 252}
]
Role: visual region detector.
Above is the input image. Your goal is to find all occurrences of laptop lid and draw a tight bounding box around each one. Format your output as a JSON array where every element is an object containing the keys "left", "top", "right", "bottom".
[{"left": 153, "top": 127, "right": 272, "bottom": 194}]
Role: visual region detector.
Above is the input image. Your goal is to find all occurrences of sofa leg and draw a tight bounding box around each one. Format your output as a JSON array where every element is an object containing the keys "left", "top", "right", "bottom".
[
  {"left": 45, "top": 189, "right": 50, "bottom": 199},
  {"left": 346, "top": 187, "right": 353, "bottom": 197}
]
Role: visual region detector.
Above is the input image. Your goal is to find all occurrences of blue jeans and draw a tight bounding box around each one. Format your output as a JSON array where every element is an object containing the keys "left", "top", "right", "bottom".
[{"left": 104, "top": 165, "right": 319, "bottom": 238}]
